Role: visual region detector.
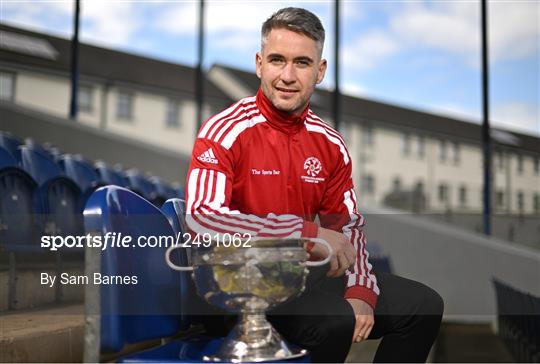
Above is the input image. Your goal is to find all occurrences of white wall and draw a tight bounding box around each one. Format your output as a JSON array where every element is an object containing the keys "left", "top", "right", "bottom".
[{"left": 8, "top": 68, "right": 540, "bottom": 215}]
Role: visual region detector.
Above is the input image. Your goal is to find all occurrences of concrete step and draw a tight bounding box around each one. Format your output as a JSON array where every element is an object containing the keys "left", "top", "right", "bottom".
[
  {"left": 0, "top": 265, "right": 84, "bottom": 312},
  {"left": 0, "top": 304, "right": 84, "bottom": 362}
]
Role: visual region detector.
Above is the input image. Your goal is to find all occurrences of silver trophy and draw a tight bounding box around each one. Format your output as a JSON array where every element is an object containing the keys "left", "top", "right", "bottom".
[{"left": 165, "top": 236, "right": 332, "bottom": 362}]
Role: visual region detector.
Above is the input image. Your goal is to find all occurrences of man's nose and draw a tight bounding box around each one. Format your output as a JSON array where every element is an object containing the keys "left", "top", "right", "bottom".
[{"left": 280, "top": 63, "right": 296, "bottom": 84}]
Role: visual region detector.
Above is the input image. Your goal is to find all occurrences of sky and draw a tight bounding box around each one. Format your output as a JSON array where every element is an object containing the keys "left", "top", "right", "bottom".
[{"left": 1, "top": 0, "right": 539, "bottom": 136}]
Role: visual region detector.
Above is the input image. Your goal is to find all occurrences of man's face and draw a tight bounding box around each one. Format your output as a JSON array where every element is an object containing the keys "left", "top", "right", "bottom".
[{"left": 256, "top": 28, "right": 327, "bottom": 116}]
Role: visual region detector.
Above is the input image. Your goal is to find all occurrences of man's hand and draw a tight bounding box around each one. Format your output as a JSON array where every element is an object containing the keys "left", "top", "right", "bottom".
[
  {"left": 346, "top": 298, "right": 374, "bottom": 343},
  {"left": 309, "top": 227, "right": 356, "bottom": 277}
]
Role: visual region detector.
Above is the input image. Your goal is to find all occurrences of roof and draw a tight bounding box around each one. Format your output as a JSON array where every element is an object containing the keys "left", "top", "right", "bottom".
[
  {"left": 211, "top": 64, "right": 540, "bottom": 154},
  {"left": 0, "top": 23, "right": 228, "bottom": 100}
]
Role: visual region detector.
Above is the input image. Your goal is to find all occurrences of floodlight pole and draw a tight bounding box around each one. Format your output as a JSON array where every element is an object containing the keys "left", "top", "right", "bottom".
[
  {"left": 333, "top": 0, "right": 341, "bottom": 133},
  {"left": 481, "top": 0, "right": 492, "bottom": 235},
  {"left": 69, "top": 0, "right": 80, "bottom": 120},
  {"left": 195, "top": 0, "right": 205, "bottom": 134}
]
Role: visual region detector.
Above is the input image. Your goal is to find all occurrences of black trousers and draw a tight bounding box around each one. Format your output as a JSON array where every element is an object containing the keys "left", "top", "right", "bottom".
[{"left": 201, "top": 269, "right": 444, "bottom": 363}]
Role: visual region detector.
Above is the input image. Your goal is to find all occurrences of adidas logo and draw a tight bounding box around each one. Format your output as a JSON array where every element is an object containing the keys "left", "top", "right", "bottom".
[{"left": 197, "top": 148, "right": 218, "bottom": 164}]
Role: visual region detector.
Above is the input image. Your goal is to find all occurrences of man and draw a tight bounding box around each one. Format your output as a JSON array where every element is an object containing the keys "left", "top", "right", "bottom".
[{"left": 186, "top": 7, "right": 443, "bottom": 363}]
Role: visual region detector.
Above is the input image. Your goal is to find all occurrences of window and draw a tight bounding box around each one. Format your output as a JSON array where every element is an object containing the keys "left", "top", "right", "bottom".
[
  {"left": 438, "top": 183, "right": 448, "bottom": 203},
  {"left": 459, "top": 185, "right": 467, "bottom": 206},
  {"left": 165, "top": 99, "right": 181, "bottom": 128},
  {"left": 534, "top": 194, "right": 540, "bottom": 215},
  {"left": 534, "top": 157, "right": 539, "bottom": 175},
  {"left": 116, "top": 90, "right": 133, "bottom": 120},
  {"left": 517, "top": 191, "right": 524, "bottom": 212},
  {"left": 417, "top": 136, "right": 425, "bottom": 159},
  {"left": 496, "top": 190, "right": 504, "bottom": 208},
  {"left": 438, "top": 140, "right": 447, "bottom": 162},
  {"left": 362, "top": 124, "right": 374, "bottom": 146},
  {"left": 0, "top": 71, "right": 15, "bottom": 101},
  {"left": 495, "top": 150, "right": 504, "bottom": 170},
  {"left": 452, "top": 142, "right": 460, "bottom": 164},
  {"left": 77, "top": 85, "right": 93, "bottom": 112},
  {"left": 517, "top": 154, "right": 523, "bottom": 175},
  {"left": 401, "top": 132, "right": 411, "bottom": 156},
  {"left": 392, "top": 177, "right": 401, "bottom": 192},
  {"left": 362, "top": 174, "right": 375, "bottom": 195}
]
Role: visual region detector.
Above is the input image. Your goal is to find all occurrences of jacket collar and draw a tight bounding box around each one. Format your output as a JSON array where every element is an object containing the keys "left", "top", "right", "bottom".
[{"left": 256, "top": 88, "right": 309, "bottom": 135}]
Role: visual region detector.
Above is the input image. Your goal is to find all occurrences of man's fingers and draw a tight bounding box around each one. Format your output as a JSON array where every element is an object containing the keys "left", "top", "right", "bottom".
[
  {"left": 356, "top": 317, "right": 374, "bottom": 342},
  {"left": 352, "top": 325, "right": 362, "bottom": 342},
  {"left": 336, "top": 253, "right": 350, "bottom": 276},
  {"left": 327, "top": 256, "right": 339, "bottom": 276}
]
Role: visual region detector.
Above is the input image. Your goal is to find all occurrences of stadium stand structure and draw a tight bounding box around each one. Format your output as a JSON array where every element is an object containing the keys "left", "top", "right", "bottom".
[
  {"left": 493, "top": 279, "right": 540, "bottom": 362},
  {"left": 0, "top": 131, "right": 182, "bottom": 312}
]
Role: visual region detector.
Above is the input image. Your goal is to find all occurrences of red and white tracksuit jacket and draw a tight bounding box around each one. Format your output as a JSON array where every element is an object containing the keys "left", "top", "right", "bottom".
[{"left": 185, "top": 88, "right": 380, "bottom": 308}]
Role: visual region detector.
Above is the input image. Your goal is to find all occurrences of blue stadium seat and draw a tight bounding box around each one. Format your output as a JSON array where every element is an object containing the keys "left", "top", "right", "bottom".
[
  {"left": 175, "top": 186, "right": 185, "bottom": 200},
  {"left": 152, "top": 177, "right": 178, "bottom": 206},
  {"left": 370, "top": 255, "right": 394, "bottom": 274},
  {"left": 0, "top": 151, "right": 39, "bottom": 251},
  {"left": 0, "top": 147, "right": 16, "bottom": 169},
  {"left": 25, "top": 138, "right": 56, "bottom": 160},
  {"left": 161, "top": 199, "right": 192, "bottom": 330},
  {"left": 0, "top": 132, "right": 23, "bottom": 162},
  {"left": 83, "top": 186, "right": 203, "bottom": 359},
  {"left": 44, "top": 144, "right": 63, "bottom": 163},
  {"left": 59, "top": 154, "right": 101, "bottom": 203},
  {"left": 19, "top": 145, "right": 83, "bottom": 237},
  {"left": 126, "top": 169, "right": 158, "bottom": 203},
  {"left": 95, "top": 161, "right": 129, "bottom": 188}
]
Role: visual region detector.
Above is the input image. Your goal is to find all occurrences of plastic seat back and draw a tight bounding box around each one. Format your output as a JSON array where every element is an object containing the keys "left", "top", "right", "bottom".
[
  {"left": 0, "top": 132, "right": 23, "bottom": 161},
  {"left": 0, "top": 163, "right": 38, "bottom": 250},
  {"left": 19, "top": 145, "right": 63, "bottom": 186},
  {"left": 60, "top": 155, "right": 101, "bottom": 198},
  {"left": 152, "top": 177, "right": 178, "bottom": 206},
  {"left": 161, "top": 198, "right": 192, "bottom": 330},
  {"left": 95, "top": 162, "right": 129, "bottom": 187},
  {"left": 126, "top": 170, "right": 157, "bottom": 203},
  {"left": 0, "top": 147, "right": 17, "bottom": 169},
  {"left": 25, "top": 138, "right": 56, "bottom": 161},
  {"left": 84, "top": 186, "right": 182, "bottom": 353},
  {"left": 20, "top": 145, "right": 83, "bottom": 236}
]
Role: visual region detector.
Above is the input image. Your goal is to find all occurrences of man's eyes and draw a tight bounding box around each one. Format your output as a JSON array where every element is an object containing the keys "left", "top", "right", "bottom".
[
  {"left": 270, "top": 57, "right": 284, "bottom": 64},
  {"left": 269, "top": 59, "right": 310, "bottom": 67}
]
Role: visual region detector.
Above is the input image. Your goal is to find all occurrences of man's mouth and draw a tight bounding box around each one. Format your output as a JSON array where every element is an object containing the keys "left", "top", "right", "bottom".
[{"left": 276, "top": 87, "right": 298, "bottom": 94}]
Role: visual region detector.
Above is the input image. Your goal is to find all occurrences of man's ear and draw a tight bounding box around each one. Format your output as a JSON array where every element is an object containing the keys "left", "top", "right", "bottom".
[
  {"left": 316, "top": 58, "right": 327, "bottom": 84},
  {"left": 255, "top": 52, "right": 262, "bottom": 79}
]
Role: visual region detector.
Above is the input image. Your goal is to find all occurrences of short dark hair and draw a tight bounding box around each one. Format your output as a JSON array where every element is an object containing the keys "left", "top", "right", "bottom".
[{"left": 261, "top": 7, "right": 325, "bottom": 55}]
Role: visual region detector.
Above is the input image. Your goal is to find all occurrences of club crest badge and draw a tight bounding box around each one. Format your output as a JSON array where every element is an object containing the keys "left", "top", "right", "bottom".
[{"left": 302, "top": 157, "right": 325, "bottom": 184}]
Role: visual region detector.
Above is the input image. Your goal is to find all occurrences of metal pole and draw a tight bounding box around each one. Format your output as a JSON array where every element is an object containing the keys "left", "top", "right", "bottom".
[
  {"left": 481, "top": 0, "right": 492, "bottom": 235},
  {"left": 333, "top": 0, "right": 341, "bottom": 132},
  {"left": 195, "top": 0, "right": 205, "bottom": 134},
  {"left": 69, "top": 0, "right": 80, "bottom": 120}
]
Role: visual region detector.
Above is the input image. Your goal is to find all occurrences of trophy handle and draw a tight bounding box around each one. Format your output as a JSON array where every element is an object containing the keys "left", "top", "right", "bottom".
[
  {"left": 301, "top": 238, "right": 333, "bottom": 267},
  {"left": 165, "top": 244, "right": 194, "bottom": 271}
]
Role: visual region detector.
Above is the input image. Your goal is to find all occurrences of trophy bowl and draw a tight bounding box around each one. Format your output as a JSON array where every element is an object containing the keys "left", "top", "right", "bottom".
[{"left": 166, "top": 237, "right": 331, "bottom": 363}]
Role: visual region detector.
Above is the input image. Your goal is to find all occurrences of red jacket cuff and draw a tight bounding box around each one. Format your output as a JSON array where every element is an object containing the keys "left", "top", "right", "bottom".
[
  {"left": 301, "top": 221, "right": 318, "bottom": 238},
  {"left": 344, "top": 285, "right": 378, "bottom": 309}
]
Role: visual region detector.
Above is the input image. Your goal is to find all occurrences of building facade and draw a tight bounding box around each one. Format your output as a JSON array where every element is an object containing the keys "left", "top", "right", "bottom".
[{"left": 1, "top": 24, "right": 539, "bottom": 215}]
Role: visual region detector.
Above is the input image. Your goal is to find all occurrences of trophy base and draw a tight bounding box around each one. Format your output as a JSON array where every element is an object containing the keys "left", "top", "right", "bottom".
[{"left": 202, "top": 312, "right": 308, "bottom": 362}]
